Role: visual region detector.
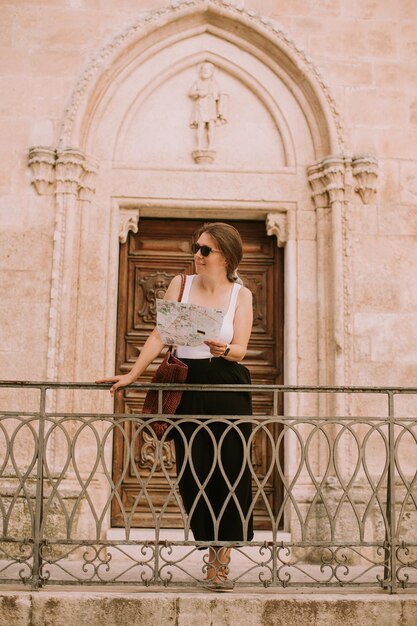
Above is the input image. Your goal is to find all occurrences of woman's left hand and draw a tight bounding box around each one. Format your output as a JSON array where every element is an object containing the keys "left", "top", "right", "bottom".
[{"left": 204, "top": 340, "right": 228, "bottom": 358}]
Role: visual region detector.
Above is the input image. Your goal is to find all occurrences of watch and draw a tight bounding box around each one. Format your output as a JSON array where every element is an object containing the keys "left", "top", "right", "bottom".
[{"left": 223, "top": 344, "right": 230, "bottom": 357}]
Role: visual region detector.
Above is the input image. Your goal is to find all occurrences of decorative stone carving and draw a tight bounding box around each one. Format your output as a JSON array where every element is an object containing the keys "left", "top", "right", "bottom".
[
  {"left": 266, "top": 212, "right": 287, "bottom": 247},
  {"left": 55, "top": 148, "right": 86, "bottom": 195},
  {"left": 309, "top": 156, "right": 352, "bottom": 208},
  {"left": 119, "top": 208, "right": 139, "bottom": 244},
  {"left": 352, "top": 155, "right": 378, "bottom": 204},
  {"left": 320, "top": 156, "right": 351, "bottom": 205},
  {"left": 79, "top": 158, "right": 99, "bottom": 202},
  {"left": 138, "top": 272, "right": 175, "bottom": 323},
  {"left": 307, "top": 163, "right": 329, "bottom": 209},
  {"left": 308, "top": 155, "right": 377, "bottom": 207},
  {"left": 191, "top": 149, "right": 217, "bottom": 165},
  {"left": 28, "top": 146, "right": 98, "bottom": 200},
  {"left": 189, "top": 62, "right": 228, "bottom": 163},
  {"left": 28, "top": 147, "right": 56, "bottom": 195}
]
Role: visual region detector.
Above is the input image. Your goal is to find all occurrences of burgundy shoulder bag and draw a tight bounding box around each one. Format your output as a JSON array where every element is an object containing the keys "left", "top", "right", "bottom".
[{"left": 142, "top": 274, "right": 188, "bottom": 439}]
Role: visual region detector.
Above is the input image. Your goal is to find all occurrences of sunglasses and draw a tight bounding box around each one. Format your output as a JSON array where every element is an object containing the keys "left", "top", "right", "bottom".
[{"left": 191, "top": 242, "right": 220, "bottom": 257}]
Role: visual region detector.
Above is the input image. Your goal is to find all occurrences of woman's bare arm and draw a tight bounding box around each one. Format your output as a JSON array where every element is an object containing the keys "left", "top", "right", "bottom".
[
  {"left": 95, "top": 275, "right": 184, "bottom": 395},
  {"left": 204, "top": 286, "right": 253, "bottom": 361}
]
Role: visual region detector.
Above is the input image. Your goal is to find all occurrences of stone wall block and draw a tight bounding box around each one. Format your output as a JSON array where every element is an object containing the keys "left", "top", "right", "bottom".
[
  {"left": 399, "top": 160, "right": 417, "bottom": 205},
  {"left": 374, "top": 61, "right": 417, "bottom": 89},
  {"left": 347, "top": 89, "right": 409, "bottom": 128},
  {"left": 374, "top": 129, "right": 417, "bottom": 160},
  {"left": 317, "top": 57, "right": 373, "bottom": 87}
]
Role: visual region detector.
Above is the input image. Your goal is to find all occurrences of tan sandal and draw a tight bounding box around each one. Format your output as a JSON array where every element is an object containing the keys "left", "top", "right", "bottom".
[
  {"left": 204, "top": 547, "right": 233, "bottom": 589},
  {"left": 202, "top": 569, "right": 234, "bottom": 591},
  {"left": 204, "top": 565, "right": 229, "bottom": 582}
]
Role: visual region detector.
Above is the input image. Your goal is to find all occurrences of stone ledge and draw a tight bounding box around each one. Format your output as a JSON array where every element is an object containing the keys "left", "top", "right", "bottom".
[{"left": 1, "top": 588, "right": 417, "bottom": 626}]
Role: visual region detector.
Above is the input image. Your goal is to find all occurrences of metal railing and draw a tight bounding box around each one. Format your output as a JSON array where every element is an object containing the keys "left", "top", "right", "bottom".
[{"left": 0, "top": 380, "right": 416, "bottom": 592}]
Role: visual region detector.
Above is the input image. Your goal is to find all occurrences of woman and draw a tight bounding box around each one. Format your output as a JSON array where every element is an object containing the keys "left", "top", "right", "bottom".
[{"left": 97, "top": 222, "right": 254, "bottom": 586}]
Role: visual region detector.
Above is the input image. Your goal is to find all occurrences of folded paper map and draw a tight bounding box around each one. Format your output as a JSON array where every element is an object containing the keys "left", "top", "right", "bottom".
[{"left": 156, "top": 299, "right": 224, "bottom": 346}]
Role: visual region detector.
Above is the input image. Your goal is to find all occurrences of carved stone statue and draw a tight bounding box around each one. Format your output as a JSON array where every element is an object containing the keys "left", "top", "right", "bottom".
[{"left": 189, "top": 62, "right": 228, "bottom": 163}]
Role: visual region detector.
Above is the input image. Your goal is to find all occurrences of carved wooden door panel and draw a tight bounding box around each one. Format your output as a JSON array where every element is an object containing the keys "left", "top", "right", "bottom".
[{"left": 112, "top": 218, "right": 284, "bottom": 529}]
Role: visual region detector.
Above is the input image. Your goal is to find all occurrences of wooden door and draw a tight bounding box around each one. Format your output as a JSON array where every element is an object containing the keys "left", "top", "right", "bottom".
[{"left": 112, "top": 218, "right": 284, "bottom": 529}]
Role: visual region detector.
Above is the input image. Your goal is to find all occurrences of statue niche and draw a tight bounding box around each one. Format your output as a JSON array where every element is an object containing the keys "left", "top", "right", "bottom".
[{"left": 189, "top": 62, "right": 228, "bottom": 164}]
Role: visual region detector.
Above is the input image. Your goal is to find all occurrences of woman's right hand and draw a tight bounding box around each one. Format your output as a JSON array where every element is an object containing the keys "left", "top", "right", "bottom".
[{"left": 95, "top": 374, "right": 135, "bottom": 396}]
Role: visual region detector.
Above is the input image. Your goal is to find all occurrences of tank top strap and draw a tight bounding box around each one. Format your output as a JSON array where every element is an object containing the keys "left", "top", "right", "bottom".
[
  {"left": 180, "top": 274, "right": 194, "bottom": 304},
  {"left": 225, "top": 282, "right": 242, "bottom": 320}
]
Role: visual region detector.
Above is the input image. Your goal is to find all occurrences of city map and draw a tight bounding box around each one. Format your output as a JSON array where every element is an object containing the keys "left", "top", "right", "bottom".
[{"left": 156, "top": 299, "right": 224, "bottom": 346}]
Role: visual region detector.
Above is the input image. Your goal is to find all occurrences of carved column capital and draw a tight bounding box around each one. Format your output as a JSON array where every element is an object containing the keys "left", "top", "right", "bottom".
[
  {"left": 307, "top": 162, "right": 329, "bottom": 209},
  {"left": 28, "top": 146, "right": 98, "bottom": 200},
  {"left": 55, "top": 148, "right": 86, "bottom": 195},
  {"left": 321, "top": 156, "right": 351, "bottom": 205},
  {"left": 119, "top": 208, "right": 140, "bottom": 244},
  {"left": 78, "top": 158, "right": 99, "bottom": 202},
  {"left": 266, "top": 212, "right": 287, "bottom": 247},
  {"left": 309, "top": 154, "right": 378, "bottom": 207},
  {"left": 352, "top": 155, "right": 378, "bottom": 204},
  {"left": 28, "top": 147, "right": 56, "bottom": 195}
]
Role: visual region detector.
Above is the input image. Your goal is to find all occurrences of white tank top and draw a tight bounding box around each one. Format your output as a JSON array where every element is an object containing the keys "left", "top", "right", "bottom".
[{"left": 176, "top": 275, "right": 241, "bottom": 360}]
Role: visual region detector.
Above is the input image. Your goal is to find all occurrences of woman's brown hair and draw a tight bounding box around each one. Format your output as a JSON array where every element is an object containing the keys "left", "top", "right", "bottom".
[{"left": 194, "top": 222, "right": 243, "bottom": 283}]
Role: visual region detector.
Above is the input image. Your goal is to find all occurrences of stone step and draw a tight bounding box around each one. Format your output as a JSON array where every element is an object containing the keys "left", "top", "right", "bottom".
[{"left": 1, "top": 588, "right": 417, "bottom": 626}]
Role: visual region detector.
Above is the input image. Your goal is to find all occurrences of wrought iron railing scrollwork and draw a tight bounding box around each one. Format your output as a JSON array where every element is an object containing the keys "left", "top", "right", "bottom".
[{"left": 0, "top": 380, "right": 416, "bottom": 592}]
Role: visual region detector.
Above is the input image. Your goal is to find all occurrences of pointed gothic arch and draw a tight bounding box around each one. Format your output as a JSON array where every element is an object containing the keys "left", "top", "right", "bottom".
[{"left": 59, "top": 0, "right": 344, "bottom": 158}]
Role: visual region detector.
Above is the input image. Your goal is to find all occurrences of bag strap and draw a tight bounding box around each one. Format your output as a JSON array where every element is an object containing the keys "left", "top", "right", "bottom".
[
  {"left": 168, "top": 274, "right": 186, "bottom": 354},
  {"left": 177, "top": 273, "right": 186, "bottom": 303}
]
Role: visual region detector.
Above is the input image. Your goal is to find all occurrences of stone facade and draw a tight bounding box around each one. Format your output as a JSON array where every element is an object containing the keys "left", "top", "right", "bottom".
[
  {"left": 1, "top": 0, "right": 416, "bottom": 545},
  {"left": 1, "top": 0, "right": 415, "bottom": 391}
]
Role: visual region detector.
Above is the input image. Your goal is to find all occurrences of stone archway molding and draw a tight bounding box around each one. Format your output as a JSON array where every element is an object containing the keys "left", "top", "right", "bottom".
[{"left": 58, "top": 0, "right": 345, "bottom": 157}]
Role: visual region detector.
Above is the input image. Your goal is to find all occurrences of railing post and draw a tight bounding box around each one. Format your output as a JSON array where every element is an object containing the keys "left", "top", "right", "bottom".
[
  {"left": 272, "top": 390, "right": 279, "bottom": 583},
  {"left": 385, "top": 391, "right": 397, "bottom": 593},
  {"left": 32, "top": 385, "right": 46, "bottom": 589}
]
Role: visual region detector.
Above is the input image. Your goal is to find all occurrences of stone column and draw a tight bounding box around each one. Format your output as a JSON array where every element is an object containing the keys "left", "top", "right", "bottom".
[
  {"left": 73, "top": 158, "right": 99, "bottom": 390},
  {"left": 322, "top": 156, "right": 351, "bottom": 392},
  {"left": 307, "top": 155, "right": 378, "bottom": 537},
  {"left": 307, "top": 156, "right": 352, "bottom": 404},
  {"left": 307, "top": 154, "right": 378, "bottom": 402},
  {"left": 28, "top": 145, "right": 98, "bottom": 390},
  {"left": 28, "top": 147, "right": 101, "bottom": 537},
  {"left": 53, "top": 149, "right": 86, "bottom": 392},
  {"left": 307, "top": 162, "right": 332, "bottom": 395}
]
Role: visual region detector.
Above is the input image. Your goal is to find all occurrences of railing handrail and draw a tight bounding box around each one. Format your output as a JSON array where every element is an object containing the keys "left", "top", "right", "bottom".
[{"left": 1, "top": 379, "right": 417, "bottom": 394}]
